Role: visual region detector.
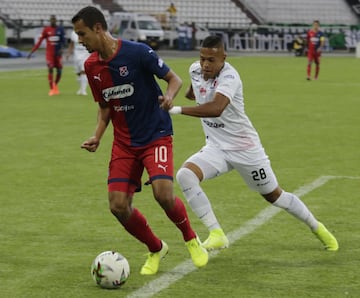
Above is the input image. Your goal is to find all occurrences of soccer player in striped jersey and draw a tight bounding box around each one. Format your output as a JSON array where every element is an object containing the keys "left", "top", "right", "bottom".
[
  {"left": 306, "top": 20, "right": 325, "bottom": 80},
  {"left": 28, "top": 15, "right": 66, "bottom": 96},
  {"left": 167, "top": 35, "right": 338, "bottom": 252},
  {"left": 72, "top": 6, "right": 208, "bottom": 275}
]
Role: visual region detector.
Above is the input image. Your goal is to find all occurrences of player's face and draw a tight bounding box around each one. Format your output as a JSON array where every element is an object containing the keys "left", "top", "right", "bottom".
[
  {"left": 50, "top": 16, "right": 56, "bottom": 27},
  {"left": 312, "top": 22, "right": 320, "bottom": 31},
  {"left": 199, "top": 47, "right": 226, "bottom": 80},
  {"left": 73, "top": 19, "right": 99, "bottom": 53}
]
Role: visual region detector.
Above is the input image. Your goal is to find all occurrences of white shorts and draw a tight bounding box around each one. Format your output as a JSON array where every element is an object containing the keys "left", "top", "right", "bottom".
[
  {"left": 73, "top": 58, "right": 86, "bottom": 74},
  {"left": 184, "top": 144, "right": 279, "bottom": 195}
]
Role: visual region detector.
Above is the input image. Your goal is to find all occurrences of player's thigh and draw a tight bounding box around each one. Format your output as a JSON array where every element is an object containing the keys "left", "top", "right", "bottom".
[
  {"left": 184, "top": 145, "right": 231, "bottom": 180},
  {"left": 74, "top": 60, "right": 82, "bottom": 73},
  {"left": 227, "top": 149, "right": 278, "bottom": 194},
  {"left": 108, "top": 144, "right": 144, "bottom": 194},
  {"left": 307, "top": 51, "right": 315, "bottom": 62},
  {"left": 54, "top": 56, "right": 62, "bottom": 69},
  {"left": 75, "top": 59, "right": 85, "bottom": 73},
  {"left": 234, "top": 161, "right": 278, "bottom": 194},
  {"left": 142, "top": 136, "right": 174, "bottom": 183},
  {"left": 142, "top": 136, "right": 175, "bottom": 201},
  {"left": 46, "top": 58, "right": 55, "bottom": 69}
]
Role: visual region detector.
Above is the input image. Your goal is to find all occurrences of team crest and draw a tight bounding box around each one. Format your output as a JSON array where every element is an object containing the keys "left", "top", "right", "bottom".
[{"left": 119, "top": 66, "right": 129, "bottom": 77}]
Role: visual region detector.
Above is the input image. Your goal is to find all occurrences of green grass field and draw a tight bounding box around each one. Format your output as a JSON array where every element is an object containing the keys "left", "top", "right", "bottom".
[{"left": 1, "top": 54, "right": 359, "bottom": 298}]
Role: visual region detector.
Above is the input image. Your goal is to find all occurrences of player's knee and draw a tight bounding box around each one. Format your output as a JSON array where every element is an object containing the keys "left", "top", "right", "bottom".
[
  {"left": 108, "top": 192, "right": 131, "bottom": 219},
  {"left": 151, "top": 180, "right": 174, "bottom": 209},
  {"left": 262, "top": 187, "right": 282, "bottom": 203},
  {"left": 176, "top": 167, "right": 199, "bottom": 190}
]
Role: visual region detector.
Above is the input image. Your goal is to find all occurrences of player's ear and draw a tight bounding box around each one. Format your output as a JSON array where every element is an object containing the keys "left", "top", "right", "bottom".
[{"left": 93, "top": 22, "right": 102, "bottom": 32}]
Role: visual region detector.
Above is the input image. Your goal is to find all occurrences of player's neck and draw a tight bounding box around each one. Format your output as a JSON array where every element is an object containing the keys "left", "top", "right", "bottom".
[{"left": 99, "top": 36, "right": 118, "bottom": 60}]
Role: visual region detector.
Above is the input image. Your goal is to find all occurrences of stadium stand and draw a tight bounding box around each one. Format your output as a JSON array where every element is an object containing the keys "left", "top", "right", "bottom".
[
  {"left": 240, "top": 0, "right": 359, "bottom": 25},
  {"left": 0, "top": 0, "right": 358, "bottom": 50},
  {"left": 1, "top": 0, "right": 358, "bottom": 30},
  {"left": 0, "top": 0, "right": 110, "bottom": 27},
  {"left": 116, "top": 0, "right": 252, "bottom": 29}
]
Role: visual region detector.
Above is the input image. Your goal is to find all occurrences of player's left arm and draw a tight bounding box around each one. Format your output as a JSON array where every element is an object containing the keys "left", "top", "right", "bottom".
[
  {"left": 158, "top": 69, "right": 182, "bottom": 110},
  {"left": 318, "top": 33, "right": 325, "bottom": 52},
  {"left": 58, "top": 27, "right": 66, "bottom": 56}
]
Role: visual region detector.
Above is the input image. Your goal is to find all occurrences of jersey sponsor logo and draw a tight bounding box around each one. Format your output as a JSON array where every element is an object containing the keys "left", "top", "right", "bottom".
[
  {"left": 119, "top": 66, "right": 129, "bottom": 77},
  {"left": 113, "top": 104, "right": 135, "bottom": 112},
  {"left": 200, "top": 87, "right": 206, "bottom": 96},
  {"left": 49, "top": 35, "right": 60, "bottom": 42},
  {"left": 203, "top": 119, "right": 225, "bottom": 128},
  {"left": 310, "top": 37, "right": 319, "bottom": 44},
  {"left": 102, "top": 84, "right": 134, "bottom": 101},
  {"left": 224, "top": 74, "right": 235, "bottom": 79}
]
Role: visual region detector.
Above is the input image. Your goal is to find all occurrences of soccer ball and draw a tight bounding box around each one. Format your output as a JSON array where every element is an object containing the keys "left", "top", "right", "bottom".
[{"left": 91, "top": 251, "right": 130, "bottom": 289}]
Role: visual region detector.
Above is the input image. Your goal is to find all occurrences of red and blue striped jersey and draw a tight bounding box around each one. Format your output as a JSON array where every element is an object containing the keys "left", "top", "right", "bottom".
[
  {"left": 307, "top": 29, "right": 325, "bottom": 52},
  {"left": 85, "top": 40, "right": 172, "bottom": 147}
]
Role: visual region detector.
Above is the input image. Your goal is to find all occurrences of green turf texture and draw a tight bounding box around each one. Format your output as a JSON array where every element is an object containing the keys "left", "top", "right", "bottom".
[{"left": 0, "top": 54, "right": 359, "bottom": 297}]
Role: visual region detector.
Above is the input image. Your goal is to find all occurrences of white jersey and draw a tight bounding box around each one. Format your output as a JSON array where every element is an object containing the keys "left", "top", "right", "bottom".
[
  {"left": 189, "top": 61, "right": 262, "bottom": 151},
  {"left": 70, "top": 30, "right": 90, "bottom": 62}
]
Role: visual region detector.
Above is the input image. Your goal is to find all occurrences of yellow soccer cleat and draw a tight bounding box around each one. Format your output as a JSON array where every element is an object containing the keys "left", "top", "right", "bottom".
[
  {"left": 140, "top": 241, "right": 168, "bottom": 275},
  {"left": 185, "top": 237, "right": 208, "bottom": 268},
  {"left": 312, "top": 221, "right": 339, "bottom": 251},
  {"left": 202, "top": 228, "right": 229, "bottom": 251}
]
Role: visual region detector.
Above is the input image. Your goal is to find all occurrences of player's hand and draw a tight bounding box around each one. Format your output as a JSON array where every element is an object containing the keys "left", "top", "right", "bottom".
[
  {"left": 81, "top": 136, "right": 100, "bottom": 152},
  {"left": 158, "top": 94, "right": 173, "bottom": 111}
]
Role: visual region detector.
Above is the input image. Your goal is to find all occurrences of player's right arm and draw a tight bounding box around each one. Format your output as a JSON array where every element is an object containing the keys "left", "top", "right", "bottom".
[
  {"left": 185, "top": 84, "right": 195, "bottom": 100},
  {"left": 28, "top": 28, "right": 46, "bottom": 59},
  {"left": 81, "top": 102, "right": 111, "bottom": 152}
]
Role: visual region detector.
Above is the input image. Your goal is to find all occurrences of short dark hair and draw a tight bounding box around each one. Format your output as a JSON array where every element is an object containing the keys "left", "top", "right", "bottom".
[
  {"left": 71, "top": 6, "right": 107, "bottom": 30},
  {"left": 202, "top": 35, "right": 224, "bottom": 48}
]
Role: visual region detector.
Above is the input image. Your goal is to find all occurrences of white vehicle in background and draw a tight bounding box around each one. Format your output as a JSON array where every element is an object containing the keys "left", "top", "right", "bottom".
[{"left": 109, "top": 12, "right": 164, "bottom": 49}]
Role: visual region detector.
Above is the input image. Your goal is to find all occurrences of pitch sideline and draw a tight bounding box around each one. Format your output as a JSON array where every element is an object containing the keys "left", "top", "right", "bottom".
[{"left": 127, "top": 175, "right": 360, "bottom": 298}]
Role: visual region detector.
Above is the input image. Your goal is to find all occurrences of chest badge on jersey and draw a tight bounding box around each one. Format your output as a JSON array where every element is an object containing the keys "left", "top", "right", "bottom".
[{"left": 119, "top": 66, "right": 129, "bottom": 77}]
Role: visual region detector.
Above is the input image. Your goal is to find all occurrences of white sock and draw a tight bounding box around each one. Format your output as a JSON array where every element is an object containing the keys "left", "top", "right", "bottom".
[
  {"left": 80, "top": 74, "right": 88, "bottom": 93},
  {"left": 272, "top": 191, "right": 318, "bottom": 230},
  {"left": 176, "top": 167, "right": 220, "bottom": 231}
]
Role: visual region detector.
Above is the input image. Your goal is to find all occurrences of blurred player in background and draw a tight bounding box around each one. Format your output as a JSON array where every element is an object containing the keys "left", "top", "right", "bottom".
[
  {"left": 306, "top": 20, "right": 325, "bottom": 80},
  {"left": 166, "top": 2, "right": 177, "bottom": 30},
  {"left": 66, "top": 30, "right": 90, "bottom": 96},
  {"left": 72, "top": 6, "right": 208, "bottom": 275},
  {"left": 28, "top": 15, "right": 66, "bottom": 96},
  {"left": 166, "top": 35, "right": 339, "bottom": 252}
]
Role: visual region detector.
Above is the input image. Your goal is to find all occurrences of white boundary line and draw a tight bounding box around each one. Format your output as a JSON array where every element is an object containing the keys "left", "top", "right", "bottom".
[{"left": 127, "top": 175, "right": 360, "bottom": 298}]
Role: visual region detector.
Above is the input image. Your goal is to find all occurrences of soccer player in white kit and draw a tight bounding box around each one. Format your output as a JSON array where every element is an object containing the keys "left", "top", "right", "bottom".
[
  {"left": 66, "top": 30, "right": 90, "bottom": 95},
  {"left": 167, "top": 35, "right": 338, "bottom": 252}
]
